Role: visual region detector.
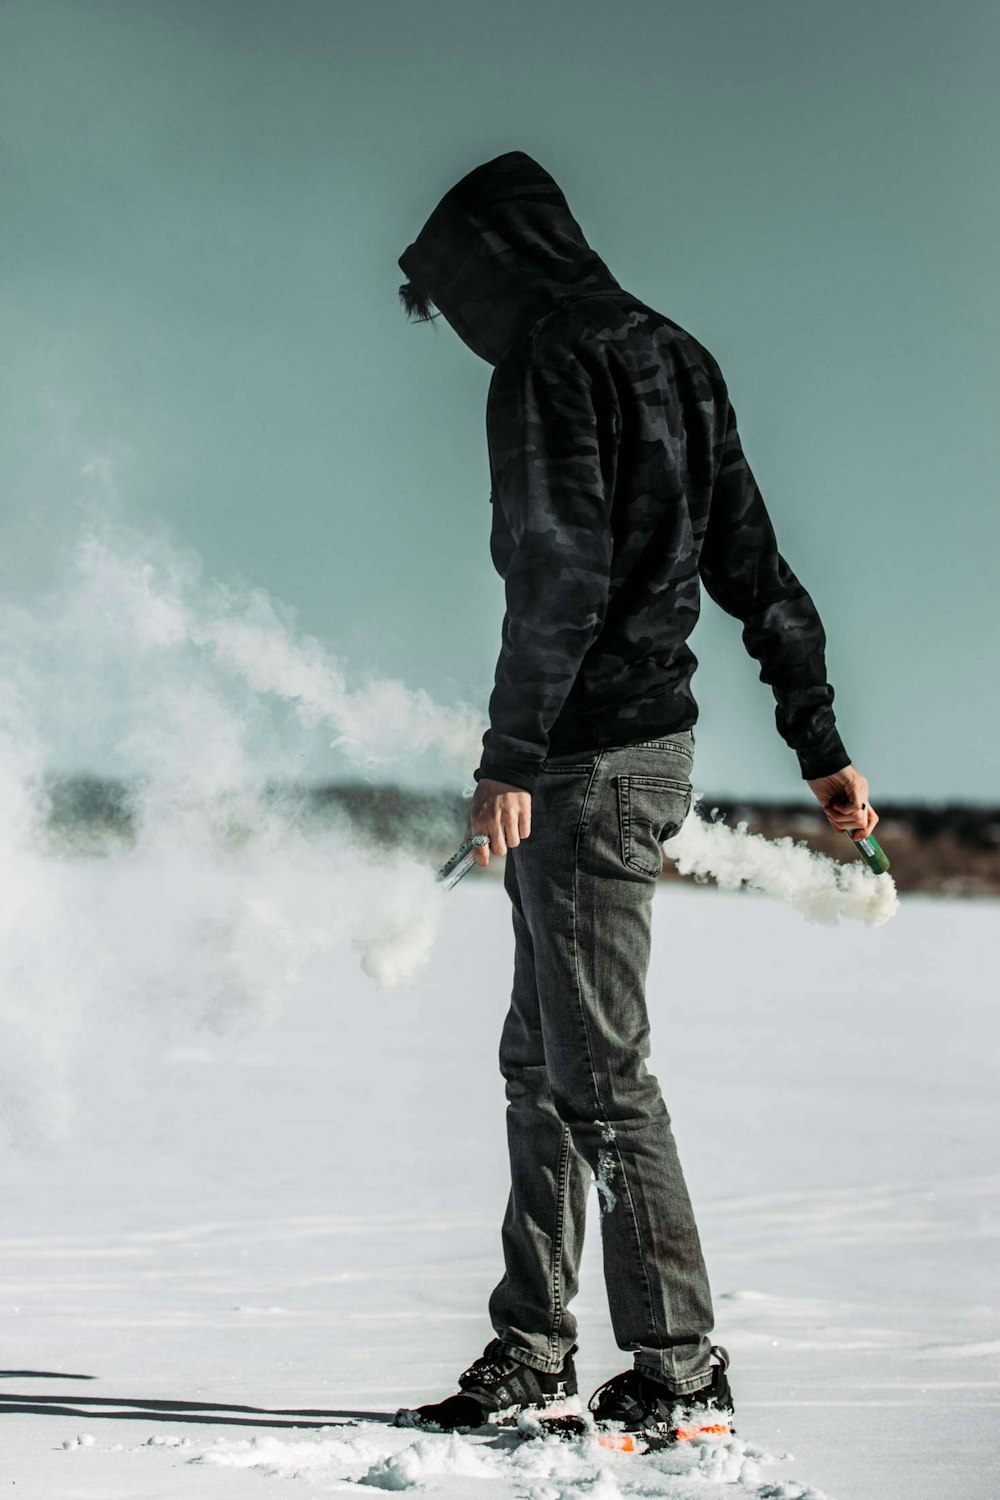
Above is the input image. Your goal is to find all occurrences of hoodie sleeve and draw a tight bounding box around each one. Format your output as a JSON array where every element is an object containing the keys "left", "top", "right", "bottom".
[
  {"left": 699, "top": 392, "right": 851, "bottom": 780},
  {"left": 474, "top": 342, "right": 615, "bottom": 793}
]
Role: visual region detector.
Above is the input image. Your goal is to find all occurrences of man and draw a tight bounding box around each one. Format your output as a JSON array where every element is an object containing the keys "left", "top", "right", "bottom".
[{"left": 393, "top": 150, "right": 878, "bottom": 1445}]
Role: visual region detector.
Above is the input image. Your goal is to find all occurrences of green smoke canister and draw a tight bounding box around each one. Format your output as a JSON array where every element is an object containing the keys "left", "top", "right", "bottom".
[{"left": 847, "top": 828, "right": 891, "bottom": 874}]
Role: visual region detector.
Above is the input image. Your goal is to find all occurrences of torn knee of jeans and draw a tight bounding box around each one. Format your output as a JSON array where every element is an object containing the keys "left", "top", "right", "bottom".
[{"left": 594, "top": 1120, "right": 619, "bottom": 1215}]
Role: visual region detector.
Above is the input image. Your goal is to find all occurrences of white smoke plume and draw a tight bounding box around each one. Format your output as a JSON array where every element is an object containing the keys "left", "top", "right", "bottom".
[
  {"left": 0, "top": 509, "right": 475, "bottom": 1148},
  {"left": 664, "top": 794, "right": 899, "bottom": 927},
  {"left": 66, "top": 521, "right": 484, "bottom": 774}
]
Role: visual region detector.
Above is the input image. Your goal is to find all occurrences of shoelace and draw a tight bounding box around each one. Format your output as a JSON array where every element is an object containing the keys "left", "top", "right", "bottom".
[
  {"left": 460, "top": 1344, "right": 517, "bottom": 1389},
  {"left": 588, "top": 1367, "right": 645, "bottom": 1416}
]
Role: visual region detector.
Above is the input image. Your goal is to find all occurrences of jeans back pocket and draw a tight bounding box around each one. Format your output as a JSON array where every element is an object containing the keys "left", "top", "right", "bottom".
[{"left": 614, "top": 774, "right": 692, "bottom": 877}]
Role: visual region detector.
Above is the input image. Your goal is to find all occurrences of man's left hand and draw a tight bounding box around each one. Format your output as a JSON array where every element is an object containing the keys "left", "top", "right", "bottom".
[
  {"left": 467, "top": 779, "right": 532, "bottom": 866},
  {"left": 806, "top": 764, "right": 878, "bottom": 841}
]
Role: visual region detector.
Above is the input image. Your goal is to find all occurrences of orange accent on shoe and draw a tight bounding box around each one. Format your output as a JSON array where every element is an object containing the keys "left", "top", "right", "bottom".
[
  {"left": 594, "top": 1421, "right": 731, "bottom": 1452},
  {"left": 674, "top": 1422, "right": 731, "bottom": 1441},
  {"left": 595, "top": 1432, "right": 641, "bottom": 1452}
]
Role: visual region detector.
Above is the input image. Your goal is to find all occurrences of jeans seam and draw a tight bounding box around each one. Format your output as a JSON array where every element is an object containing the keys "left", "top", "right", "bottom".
[
  {"left": 618, "top": 775, "right": 633, "bottom": 868},
  {"left": 610, "top": 1130, "right": 660, "bottom": 1352},
  {"left": 547, "top": 1124, "right": 571, "bottom": 1359},
  {"left": 631, "top": 744, "right": 693, "bottom": 758},
  {"left": 571, "top": 755, "right": 606, "bottom": 1116}
]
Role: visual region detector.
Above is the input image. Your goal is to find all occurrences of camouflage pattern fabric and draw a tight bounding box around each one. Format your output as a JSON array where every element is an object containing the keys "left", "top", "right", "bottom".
[{"left": 399, "top": 151, "right": 850, "bottom": 793}]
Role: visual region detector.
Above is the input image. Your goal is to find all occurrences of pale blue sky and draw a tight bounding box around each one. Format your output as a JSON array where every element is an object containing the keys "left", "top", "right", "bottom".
[{"left": 1, "top": 0, "right": 996, "bottom": 798}]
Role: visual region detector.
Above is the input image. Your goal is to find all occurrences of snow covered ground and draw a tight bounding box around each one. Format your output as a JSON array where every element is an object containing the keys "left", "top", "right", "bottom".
[{"left": 2, "top": 877, "right": 998, "bottom": 1500}]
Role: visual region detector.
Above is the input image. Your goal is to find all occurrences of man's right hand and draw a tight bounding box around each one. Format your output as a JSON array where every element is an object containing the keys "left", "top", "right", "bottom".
[
  {"left": 806, "top": 764, "right": 879, "bottom": 841},
  {"left": 467, "top": 779, "right": 533, "bottom": 867}
]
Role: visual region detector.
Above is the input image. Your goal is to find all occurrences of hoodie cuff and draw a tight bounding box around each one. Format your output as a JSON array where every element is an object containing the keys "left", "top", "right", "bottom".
[
  {"left": 474, "top": 760, "right": 540, "bottom": 795},
  {"left": 797, "top": 728, "right": 851, "bottom": 781}
]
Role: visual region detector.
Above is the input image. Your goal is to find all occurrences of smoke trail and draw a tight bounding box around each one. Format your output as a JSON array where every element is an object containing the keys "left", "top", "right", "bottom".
[
  {"left": 663, "top": 795, "right": 899, "bottom": 927},
  {"left": 67, "top": 523, "right": 485, "bottom": 774}
]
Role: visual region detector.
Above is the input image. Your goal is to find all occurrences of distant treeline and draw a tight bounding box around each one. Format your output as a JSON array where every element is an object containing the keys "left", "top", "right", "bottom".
[{"left": 40, "top": 776, "right": 1000, "bottom": 897}]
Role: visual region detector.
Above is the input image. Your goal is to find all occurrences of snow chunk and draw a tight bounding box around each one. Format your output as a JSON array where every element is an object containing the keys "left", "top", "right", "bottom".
[{"left": 359, "top": 1433, "right": 497, "bottom": 1489}]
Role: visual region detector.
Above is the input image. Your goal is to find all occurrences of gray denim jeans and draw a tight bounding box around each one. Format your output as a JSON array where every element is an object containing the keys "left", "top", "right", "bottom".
[{"left": 487, "top": 729, "right": 716, "bottom": 1394}]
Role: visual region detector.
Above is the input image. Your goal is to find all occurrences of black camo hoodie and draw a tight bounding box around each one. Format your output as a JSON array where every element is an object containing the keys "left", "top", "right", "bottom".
[{"left": 398, "top": 151, "right": 850, "bottom": 793}]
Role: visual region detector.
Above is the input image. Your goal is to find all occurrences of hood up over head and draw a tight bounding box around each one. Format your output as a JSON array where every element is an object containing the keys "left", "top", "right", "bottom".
[{"left": 398, "top": 150, "right": 622, "bottom": 365}]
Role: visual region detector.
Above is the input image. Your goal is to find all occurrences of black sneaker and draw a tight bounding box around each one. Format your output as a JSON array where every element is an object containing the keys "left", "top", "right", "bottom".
[
  {"left": 586, "top": 1344, "right": 734, "bottom": 1450},
  {"left": 394, "top": 1338, "right": 578, "bottom": 1432}
]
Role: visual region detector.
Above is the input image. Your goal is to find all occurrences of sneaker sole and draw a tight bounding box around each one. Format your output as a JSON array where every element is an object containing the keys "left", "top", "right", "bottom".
[
  {"left": 396, "top": 1391, "right": 578, "bottom": 1434},
  {"left": 531, "top": 1414, "right": 734, "bottom": 1452},
  {"left": 490, "top": 1393, "right": 579, "bottom": 1427}
]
